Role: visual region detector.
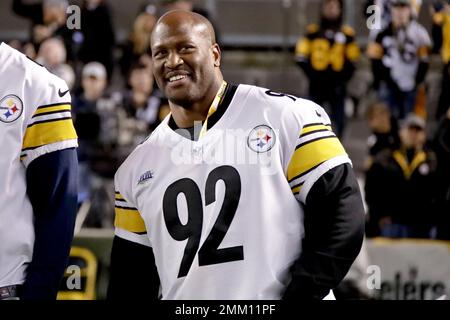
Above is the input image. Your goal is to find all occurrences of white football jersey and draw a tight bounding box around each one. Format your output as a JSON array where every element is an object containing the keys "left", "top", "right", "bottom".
[
  {"left": 114, "top": 84, "right": 350, "bottom": 299},
  {"left": 0, "top": 43, "right": 78, "bottom": 287},
  {"left": 381, "top": 20, "right": 431, "bottom": 91}
]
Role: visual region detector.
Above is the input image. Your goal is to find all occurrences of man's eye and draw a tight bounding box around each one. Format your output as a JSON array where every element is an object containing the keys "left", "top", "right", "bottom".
[
  {"left": 180, "top": 46, "right": 194, "bottom": 53},
  {"left": 154, "top": 51, "right": 166, "bottom": 58}
]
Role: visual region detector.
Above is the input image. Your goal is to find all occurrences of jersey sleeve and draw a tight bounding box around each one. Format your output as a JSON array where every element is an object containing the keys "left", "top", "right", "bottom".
[
  {"left": 114, "top": 168, "right": 150, "bottom": 247},
  {"left": 285, "top": 99, "right": 351, "bottom": 204},
  {"left": 21, "top": 74, "right": 78, "bottom": 167}
]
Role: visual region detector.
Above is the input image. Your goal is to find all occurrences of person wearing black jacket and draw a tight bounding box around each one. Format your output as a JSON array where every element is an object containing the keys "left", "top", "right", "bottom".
[
  {"left": 77, "top": 0, "right": 116, "bottom": 80},
  {"left": 365, "top": 114, "right": 438, "bottom": 238},
  {"left": 107, "top": 10, "right": 364, "bottom": 301}
]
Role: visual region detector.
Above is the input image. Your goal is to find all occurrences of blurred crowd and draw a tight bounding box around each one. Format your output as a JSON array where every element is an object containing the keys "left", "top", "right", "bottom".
[
  {"left": 4, "top": 0, "right": 449, "bottom": 240},
  {"left": 295, "top": 0, "right": 450, "bottom": 242}
]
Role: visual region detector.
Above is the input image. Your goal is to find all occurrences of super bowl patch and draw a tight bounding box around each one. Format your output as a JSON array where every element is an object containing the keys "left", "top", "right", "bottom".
[{"left": 0, "top": 95, "right": 23, "bottom": 123}]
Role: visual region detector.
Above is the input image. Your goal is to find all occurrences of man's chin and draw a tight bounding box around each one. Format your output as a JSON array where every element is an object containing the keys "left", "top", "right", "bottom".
[{"left": 167, "top": 94, "right": 194, "bottom": 108}]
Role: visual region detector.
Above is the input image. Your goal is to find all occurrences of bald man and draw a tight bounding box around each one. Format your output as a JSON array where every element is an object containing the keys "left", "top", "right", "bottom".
[{"left": 107, "top": 10, "right": 365, "bottom": 301}]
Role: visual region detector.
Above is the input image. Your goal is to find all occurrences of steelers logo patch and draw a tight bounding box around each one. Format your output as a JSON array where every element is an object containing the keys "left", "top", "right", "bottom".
[
  {"left": 0, "top": 95, "right": 23, "bottom": 123},
  {"left": 247, "top": 125, "right": 276, "bottom": 153}
]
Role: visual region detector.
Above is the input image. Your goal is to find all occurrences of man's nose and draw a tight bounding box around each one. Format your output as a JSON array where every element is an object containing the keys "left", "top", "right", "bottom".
[{"left": 165, "top": 51, "right": 183, "bottom": 69}]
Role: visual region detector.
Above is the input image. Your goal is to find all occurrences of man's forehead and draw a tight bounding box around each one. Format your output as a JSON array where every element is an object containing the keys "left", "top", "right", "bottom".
[{"left": 151, "top": 21, "right": 209, "bottom": 46}]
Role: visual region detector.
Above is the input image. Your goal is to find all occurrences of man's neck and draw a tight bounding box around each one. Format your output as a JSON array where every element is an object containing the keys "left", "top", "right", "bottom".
[{"left": 169, "top": 76, "right": 224, "bottom": 129}]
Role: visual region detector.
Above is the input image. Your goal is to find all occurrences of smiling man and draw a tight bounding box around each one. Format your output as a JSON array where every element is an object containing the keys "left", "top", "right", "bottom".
[{"left": 107, "top": 10, "right": 365, "bottom": 300}]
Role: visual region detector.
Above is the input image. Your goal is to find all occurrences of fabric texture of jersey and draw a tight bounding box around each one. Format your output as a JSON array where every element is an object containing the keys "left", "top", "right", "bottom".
[
  {"left": 0, "top": 42, "right": 78, "bottom": 287},
  {"left": 113, "top": 84, "right": 351, "bottom": 299}
]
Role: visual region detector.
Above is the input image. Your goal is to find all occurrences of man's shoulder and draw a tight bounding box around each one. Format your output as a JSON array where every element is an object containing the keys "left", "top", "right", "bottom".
[
  {"left": 116, "top": 126, "right": 166, "bottom": 177},
  {"left": 18, "top": 53, "right": 68, "bottom": 96},
  {"left": 235, "top": 84, "right": 328, "bottom": 128},
  {"left": 409, "top": 20, "right": 431, "bottom": 41},
  {"left": 1, "top": 44, "right": 69, "bottom": 106},
  {"left": 236, "top": 84, "right": 300, "bottom": 110}
]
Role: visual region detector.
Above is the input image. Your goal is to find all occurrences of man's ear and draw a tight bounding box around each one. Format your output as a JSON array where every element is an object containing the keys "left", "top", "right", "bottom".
[{"left": 212, "top": 43, "right": 221, "bottom": 67}]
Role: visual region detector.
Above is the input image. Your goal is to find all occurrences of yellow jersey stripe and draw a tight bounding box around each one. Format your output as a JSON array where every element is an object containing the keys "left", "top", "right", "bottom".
[
  {"left": 22, "top": 118, "right": 77, "bottom": 151},
  {"left": 36, "top": 102, "right": 71, "bottom": 109},
  {"left": 291, "top": 185, "right": 302, "bottom": 195},
  {"left": 33, "top": 104, "right": 71, "bottom": 116},
  {"left": 114, "top": 207, "right": 146, "bottom": 234},
  {"left": 288, "top": 136, "right": 347, "bottom": 181},
  {"left": 115, "top": 192, "right": 125, "bottom": 201},
  {"left": 301, "top": 124, "right": 332, "bottom": 136}
]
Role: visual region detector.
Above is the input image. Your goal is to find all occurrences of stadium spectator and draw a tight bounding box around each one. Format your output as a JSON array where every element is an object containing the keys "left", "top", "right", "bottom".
[
  {"left": 365, "top": 102, "right": 400, "bottom": 158},
  {"left": 77, "top": 0, "right": 116, "bottom": 79},
  {"left": 432, "top": 107, "right": 450, "bottom": 240},
  {"left": 119, "top": 6, "right": 157, "bottom": 78},
  {"left": 367, "top": 0, "right": 431, "bottom": 120},
  {"left": 431, "top": 0, "right": 450, "bottom": 120},
  {"left": 365, "top": 114, "right": 438, "bottom": 238},
  {"left": 12, "top": 0, "right": 75, "bottom": 61},
  {"left": 295, "top": 0, "right": 360, "bottom": 138},
  {"left": 364, "top": 0, "right": 422, "bottom": 39},
  {"left": 364, "top": 102, "right": 400, "bottom": 237},
  {"left": 118, "top": 63, "right": 169, "bottom": 160},
  {"left": 36, "top": 37, "right": 75, "bottom": 89},
  {"left": 72, "top": 62, "right": 119, "bottom": 228}
]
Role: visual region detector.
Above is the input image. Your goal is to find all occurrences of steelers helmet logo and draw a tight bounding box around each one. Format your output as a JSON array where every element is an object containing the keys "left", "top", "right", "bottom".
[
  {"left": 0, "top": 95, "right": 23, "bottom": 123},
  {"left": 247, "top": 125, "right": 276, "bottom": 153}
]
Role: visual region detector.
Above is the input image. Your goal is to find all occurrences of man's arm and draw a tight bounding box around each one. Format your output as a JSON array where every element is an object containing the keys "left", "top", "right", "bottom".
[
  {"left": 21, "top": 148, "right": 78, "bottom": 300},
  {"left": 283, "top": 163, "right": 365, "bottom": 300},
  {"left": 107, "top": 236, "right": 160, "bottom": 300}
]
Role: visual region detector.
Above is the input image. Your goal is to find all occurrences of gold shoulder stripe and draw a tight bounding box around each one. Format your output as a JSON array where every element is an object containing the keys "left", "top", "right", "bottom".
[
  {"left": 22, "top": 118, "right": 77, "bottom": 151},
  {"left": 288, "top": 136, "right": 347, "bottom": 182},
  {"left": 115, "top": 192, "right": 125, "bottom": 201},
  {"left": 34, "top": 104, "right": 71, "bottom": 116},
  {"left": 300, "top": 124, "right": 332, "bottom": 137},
  {"left": 114, "top": 207, "right": 146, "bottom": 234},
  {"left": 292, "top": 185, "right": 302, "bottom": 195},
  {"left": 36, "top": 102, "right": 71, "bottom": 109},
  {"left": 291, "top": 180, "right": 304, "bottom": 195}
]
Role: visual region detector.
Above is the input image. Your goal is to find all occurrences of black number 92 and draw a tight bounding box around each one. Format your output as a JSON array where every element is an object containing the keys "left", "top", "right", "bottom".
[{"left": 163, "top": 165, "right": 244, "bottom": 278}]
